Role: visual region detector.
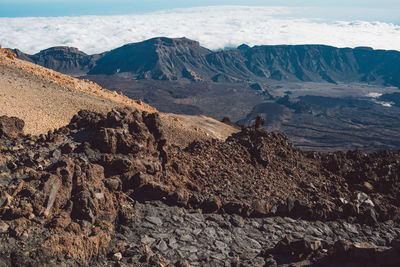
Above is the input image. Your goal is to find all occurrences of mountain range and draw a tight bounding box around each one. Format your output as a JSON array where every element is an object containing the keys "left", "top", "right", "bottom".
[
  {"left": 3, "top": 45, "right": 400, "bottom": 266},
  {"left": 0, "top": 37, "right": 400, "bottom": 267},
  {"left": 14, "top": 37, "right": 400, "bottom": 87},
  {"left": 11, "top": 37, "right": 400, "bottom": 152}
]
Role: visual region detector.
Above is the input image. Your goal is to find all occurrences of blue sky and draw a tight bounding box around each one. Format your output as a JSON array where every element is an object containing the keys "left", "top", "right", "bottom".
[{"left": 1, "top": 0, "right": 400, "bottom": 24}]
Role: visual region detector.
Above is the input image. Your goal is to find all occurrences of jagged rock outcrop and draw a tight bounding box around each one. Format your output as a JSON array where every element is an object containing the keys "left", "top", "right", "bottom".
[
  {"left": 0, "top": 108, "right": 165, "bottom": 265},
  {"left": 1, "top": 109, "right": 400, "bottom": 266}
]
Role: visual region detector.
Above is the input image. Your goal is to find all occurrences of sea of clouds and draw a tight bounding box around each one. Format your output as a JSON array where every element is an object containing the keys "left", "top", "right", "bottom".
[{"left": 1, "top": 6, "right": 400, "bottom": 54}]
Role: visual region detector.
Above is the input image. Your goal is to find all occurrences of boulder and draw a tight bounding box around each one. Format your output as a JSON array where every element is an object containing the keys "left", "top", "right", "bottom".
[
  {"left": 266, "top": 236, "right": 323, "bottom": 261},
  {"left": 0, "top": 116, "right": 24, "bottom": 138}
]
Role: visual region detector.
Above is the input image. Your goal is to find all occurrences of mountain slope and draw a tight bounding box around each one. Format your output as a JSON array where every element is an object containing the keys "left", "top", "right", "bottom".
[
  {"left": 0, "top": 48, "right": 127, "bottom": 135},
  {"left": 0, "top": 47, "right": 238, "bottom": 143},
  {"left": 12, "top": 38, "right": 400, "bottom": 152},
  {"left": 13, "top": 46, "right": 100, "bottom": 76},
  {"left": 89, "top": 37, "right": 212, "bottom": 81},
  {"left": 206, "top": 44, "right": 400, "bottom": 86},
  {"left": 15, "top": 37, "right": 400, "bottom": 87}
]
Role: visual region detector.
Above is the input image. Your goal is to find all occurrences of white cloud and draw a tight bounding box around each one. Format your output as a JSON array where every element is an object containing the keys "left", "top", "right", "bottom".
[
  {"left": 1, "top": 6, "right": 400, "bottom": 54},
  {"left": 367, "top": 92, "right": 382, "bottom": 98}
]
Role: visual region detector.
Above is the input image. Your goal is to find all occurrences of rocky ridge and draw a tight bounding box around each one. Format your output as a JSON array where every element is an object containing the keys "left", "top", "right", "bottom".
[
  {"left": 13, "top": 46, "right": 101, "bottom": 77},
  {"left": 14, "top": 37, "right": 400, "bottom": 87},
  {"left": 0, "top": 109, "right": 400, "bottom": 266}
]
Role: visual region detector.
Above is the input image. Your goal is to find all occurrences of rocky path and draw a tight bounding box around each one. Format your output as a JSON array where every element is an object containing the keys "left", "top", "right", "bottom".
[{"left": 105, "top": 200, "right": 400, "bottom": 266}]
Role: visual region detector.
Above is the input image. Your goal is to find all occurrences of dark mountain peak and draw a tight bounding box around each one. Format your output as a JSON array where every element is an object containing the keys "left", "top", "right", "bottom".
[
  {"left": 118, "top": 37, "right": 204, "bottom": 52},
  {"left": 237, "top": 44, "right": 251, "bottom": 50},
  {"left": 12, "top": 48, "right": 32, "bottom": 62},
  {"left": 354, "top": 46, "right": 374, "bottom": 51},
  {"left": 144, "top": 37, "right": 201, "bottom": 47},
  {"left": 12, "top": 46, "right": 87, "bottom": 60},
  {"left": 251, "top": 43, "right": 336, "bottom": 50},
  {"left": 13, "top": 46, "right": 97, "bottom": 76},
  {"left": 38, "top": 46, "right": 87, "bottom": 56},
  {"left": 89, "top": 37, "right": 212, "bottom": 80}
]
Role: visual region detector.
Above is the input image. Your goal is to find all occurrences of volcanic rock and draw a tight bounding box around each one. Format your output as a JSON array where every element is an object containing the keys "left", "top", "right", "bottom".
[
  {"left": 1, "top": 108, "right": 400, "bottom": 266},
  {"left": 0, "top": 116, "right": 24, "bottom": 138}
]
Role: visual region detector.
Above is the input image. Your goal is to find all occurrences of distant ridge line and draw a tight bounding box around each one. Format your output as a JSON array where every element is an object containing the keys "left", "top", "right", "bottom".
[{"left": 12, "top": 37, "right": 400, "bottom": 88}]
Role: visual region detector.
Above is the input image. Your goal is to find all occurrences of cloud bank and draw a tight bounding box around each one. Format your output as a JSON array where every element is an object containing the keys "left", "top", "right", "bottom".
[{"left": 1, "top": 6, "right": 400, "bottom": 54}]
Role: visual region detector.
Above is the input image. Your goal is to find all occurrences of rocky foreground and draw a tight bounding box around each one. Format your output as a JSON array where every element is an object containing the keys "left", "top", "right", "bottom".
[{"left": 0, "top": 108, "right": 400, "bottom": 266}]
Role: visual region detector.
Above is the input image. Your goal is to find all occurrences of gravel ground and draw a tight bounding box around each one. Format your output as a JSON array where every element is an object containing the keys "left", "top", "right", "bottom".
[{"left": 0, "top": 62, "right": 120, "bottom": 135}]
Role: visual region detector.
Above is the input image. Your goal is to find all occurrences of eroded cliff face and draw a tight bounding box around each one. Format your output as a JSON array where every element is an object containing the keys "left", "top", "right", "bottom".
[
  {"left": 15, "top": 37, "right": 400, "bottom": 87},
  {"left": 88, "top": 37, "right": 212, "bottom": 81},
  {"left": 13, "top": 46, "right": 100, "bottom": 77},
  {"left": 0, "top": 108, "right": 400, "bottom": 266}
]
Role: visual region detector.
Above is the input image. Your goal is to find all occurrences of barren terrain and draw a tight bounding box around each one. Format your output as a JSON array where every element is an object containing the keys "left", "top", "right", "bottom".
[
  {"left": 0, "top": 107, "right": 400, "bottom": 266},
  {"left": 0, "top": 47, "right": 238, "bottom": 146},
  {"left": 1, "top": 45, "right": 400, "bottom": 267},
  {"left": 16, "top": 37, "right": 400, "bottom": 152}
]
